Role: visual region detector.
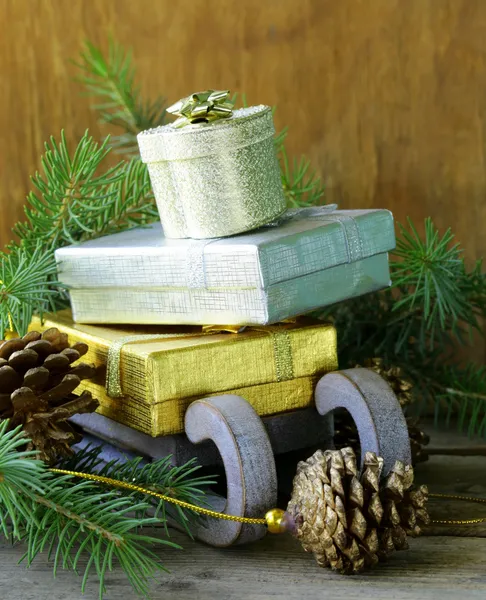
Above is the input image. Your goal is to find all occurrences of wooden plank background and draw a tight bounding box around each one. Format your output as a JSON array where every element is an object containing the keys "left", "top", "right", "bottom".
[
  {"left": 2, "top": 0, "right": 486, "bottom": 250},
  {"left": 1, "top": 0, "right": 485, "bottom": 344}
]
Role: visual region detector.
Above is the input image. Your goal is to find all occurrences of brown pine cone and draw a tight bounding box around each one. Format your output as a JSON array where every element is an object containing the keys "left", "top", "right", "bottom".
[
  {"left": 407, "top": 421, "right": 430, "bottom": 464},
  {"left": 287, "top": 447, "right": 430, "bottom": 574},
  {"left": 333, "top": 411, "right": 430, "bottom": 466},
  {"left": 361, "top": 358, "right": 414, "bottom": 408},
  {"left": 0, "top": 328, "right": 99, "bottom": 463},
  {"left": 334, "top": 359, "right": 429, "bottom": 465}
]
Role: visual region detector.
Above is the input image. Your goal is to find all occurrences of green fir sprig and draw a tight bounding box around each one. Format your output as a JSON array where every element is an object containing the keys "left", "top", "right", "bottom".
[
  {"left": 76, "top": 40, "right": 167, "bottom": 154},
  {"left": 319, "top": 218, "right": 486, "bottom": 437},
  {"left": 14, "top": 130, "right": 157, "bottom": 250},
  {"left": 0, "top": 130, "right": 158, "bottom": 337},
  {"left": 0, "top": 243, "right": 60, "bottom": 340},
  {"left": 0, "top": 421, "right": 214, "bottom": 598}
]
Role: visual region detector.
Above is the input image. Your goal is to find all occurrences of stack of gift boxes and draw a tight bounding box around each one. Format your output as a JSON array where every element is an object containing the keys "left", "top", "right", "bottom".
[{"left": 31, "top": 92, "right": 396, "bottom": 467}]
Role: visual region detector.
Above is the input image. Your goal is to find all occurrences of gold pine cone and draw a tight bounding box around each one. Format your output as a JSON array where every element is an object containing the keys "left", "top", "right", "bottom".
[
  {"left": 287, "top": 447, "right": 430, "bottom": 574},
  {"left": 362, "top": 358, "right": 414, "bottom": 408}
]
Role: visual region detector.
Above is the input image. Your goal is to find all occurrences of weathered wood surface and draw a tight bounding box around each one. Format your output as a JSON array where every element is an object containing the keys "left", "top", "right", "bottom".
[
  {"left": 2, "top": 0, "right": 486, "bottom": 263},
  {"left": 0, "top": 427, "right": 485, "bottom": 599}
]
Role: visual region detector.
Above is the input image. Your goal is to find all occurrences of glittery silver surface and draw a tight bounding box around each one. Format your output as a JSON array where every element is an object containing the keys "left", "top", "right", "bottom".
[
  {"left": 56, "top": 208, "right": 394, "bottom": 289},
  {"left": 66, "top": 253, "right": 391, "bottom": 325},
  {"left": 56, "top": 208, "right": 395, "bottom": 325},
  {"left": 137, "top": 106, "right": 286, "bottom": 239}
]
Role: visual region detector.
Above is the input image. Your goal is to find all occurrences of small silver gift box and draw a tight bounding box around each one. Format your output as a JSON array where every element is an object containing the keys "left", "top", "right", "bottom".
[
  {"left": 55, "top": 207, "right": 396, "bottom": 326},
  {"left": 137, "top": 104, "right": 286, "bottom": 239}
]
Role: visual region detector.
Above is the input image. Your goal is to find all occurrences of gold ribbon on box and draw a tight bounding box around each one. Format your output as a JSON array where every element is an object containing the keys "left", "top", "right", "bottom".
[
  {"left": 106, "top": 324, "right": 295, "bottom": 399},
  {"left": 166, "top": 90, "right": 235, "bottom": 128}
]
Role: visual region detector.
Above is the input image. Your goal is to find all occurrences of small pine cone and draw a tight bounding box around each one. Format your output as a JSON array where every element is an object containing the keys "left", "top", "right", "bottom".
[
  {"left": 287, "top": 447, "right": 430, "bottom": 574},
  {"left": 334, "top": 411, "right": 430, "bottom": 466},
  {"left": 0, "top": 328, "right": 99, "bottom": 463},
  {"left": 407, "top": 421, "right": 430, "bottom": 465},
  {"left": 361, "top": 359, "right": 414, "bottom": 408}
]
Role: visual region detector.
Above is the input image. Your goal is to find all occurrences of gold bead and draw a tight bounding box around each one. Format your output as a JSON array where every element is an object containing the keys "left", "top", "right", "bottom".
[{"left": 265, "top": 508, "right": 288, "bottom": 534}]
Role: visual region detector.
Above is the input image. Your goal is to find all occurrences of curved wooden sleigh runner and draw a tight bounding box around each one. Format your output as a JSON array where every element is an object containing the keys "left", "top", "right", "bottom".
[{"left": 184, "top": 368, "right": 411, "bottom": 547}]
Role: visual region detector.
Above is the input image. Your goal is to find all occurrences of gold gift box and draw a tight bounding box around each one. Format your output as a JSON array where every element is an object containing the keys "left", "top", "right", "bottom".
[{"left": 30, "top": 310, "right": 338, "bottom": 437}]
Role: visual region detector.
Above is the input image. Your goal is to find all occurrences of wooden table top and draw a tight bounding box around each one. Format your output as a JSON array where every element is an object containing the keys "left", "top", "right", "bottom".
[{"left": 1, "top": 427, "right": 485, "bottom": 600}]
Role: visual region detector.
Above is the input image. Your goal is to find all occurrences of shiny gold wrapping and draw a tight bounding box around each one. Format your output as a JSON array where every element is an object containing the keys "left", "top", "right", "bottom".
[{"left": 30, "top": 311, "right": 338, "bottom": 436}]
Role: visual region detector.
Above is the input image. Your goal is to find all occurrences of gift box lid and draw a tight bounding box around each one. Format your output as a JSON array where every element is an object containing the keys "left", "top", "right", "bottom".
[
  {"left": 138, "top": 105, "right": 274, "bottom": 162},
  {"left": 55, "top": 207, "right": 395, "bottom": 292}
]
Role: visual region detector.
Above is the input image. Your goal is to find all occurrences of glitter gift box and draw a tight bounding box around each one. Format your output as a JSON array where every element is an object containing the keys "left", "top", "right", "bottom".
[
  {"left": 137, "top": 104, "right": 286, "bottom": 239},
  {"left": 55, "top": 207, "right": 395, "bottom": 326},
  {"left": 30, "top": 311, "right": 338, "bottom": 437}
]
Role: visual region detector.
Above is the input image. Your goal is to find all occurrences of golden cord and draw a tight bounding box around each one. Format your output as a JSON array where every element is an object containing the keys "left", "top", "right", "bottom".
[
  {"left": 50, "top": 468, "right": 485, "bottom": 528},
  {"left": 49, "top": 468, "right": 267, "bottom": 525},
  {"left": 429, "top": 493, "right": 486, "bottom": 525}
]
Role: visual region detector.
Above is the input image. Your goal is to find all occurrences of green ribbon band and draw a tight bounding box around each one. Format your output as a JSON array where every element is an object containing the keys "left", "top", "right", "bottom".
[{"left": 166, "top": 90, "right": 234, "bottom": 129}]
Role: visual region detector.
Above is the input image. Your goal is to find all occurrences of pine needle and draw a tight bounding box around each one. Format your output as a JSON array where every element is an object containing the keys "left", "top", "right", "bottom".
[
  {"left": 318, "top": 217, "right": 486, "bottom": 437},
  {"left": 0, "top": 423, "right": 213, "bottom": 598},
  {"left": 76, "top": 39, "right": 167, "bottom": 154},
  {"left": 1, "top": 131, "right": 157, "bottom": 336}
]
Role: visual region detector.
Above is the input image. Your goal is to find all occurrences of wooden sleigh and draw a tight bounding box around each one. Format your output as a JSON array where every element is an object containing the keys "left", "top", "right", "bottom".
[
  {"left": 178, "top": 367, "right": 411, "bottom": 547},
  {"left": 35, "top": 313, "right": 410, "bottom": 548}
]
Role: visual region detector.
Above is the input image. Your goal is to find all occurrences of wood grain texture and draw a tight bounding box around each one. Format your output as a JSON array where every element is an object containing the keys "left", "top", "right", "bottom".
[
  {"left": 1, "top": 0, "right": 486, "bottom": 251},
  {"left": 184, "top": 395, "right": 277, "bottom": 546},
  {"left": 0, "top": 427, "right": 485, "bottom": 599},
  {"left": 1, "top": 0, "right": 486, "bottom": 358}
]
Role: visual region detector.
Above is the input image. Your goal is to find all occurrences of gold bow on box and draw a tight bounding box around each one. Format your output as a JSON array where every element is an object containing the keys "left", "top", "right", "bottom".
[{"left": 167, "top": 90, "right": 234, "bottom": 128}]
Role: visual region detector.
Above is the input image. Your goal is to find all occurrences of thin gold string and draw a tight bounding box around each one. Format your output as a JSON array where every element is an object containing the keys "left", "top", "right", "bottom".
[
  {"left": 49, "top": 468, "right": 267, "bottom": 525},
  {"left": 429, "top": 492, "right": 486, "bottom": 525},
  {"left": 50, "top": 468, "right": 485, "bottom": 527}
]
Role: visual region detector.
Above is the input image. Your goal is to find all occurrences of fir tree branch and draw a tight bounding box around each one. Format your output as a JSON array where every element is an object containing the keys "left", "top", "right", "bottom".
[
  {"left": 391, "top": 218, "right": 485, "bottom": 346},
  {"left": 92, "top": 157, "right": 158, "bottom": 236},
  {"left": 279, "top": 143, "right": 326, "bottom": 207},
  {"left": 76, "top": 40, "right": 167, "bottom": 154},
  {"left": 14, "top": 131, "right": 125, "bottom": 249},
  {"left": 0, "top": 420, "right": 49, "bottom": 537},
  {"left": 0, "top": 422, "right": 213, "bottom": 598},
  {"left": 1, "top": 131, "right": 157, "bottom": 337},
  {"left": 0, "top": 243, "right": 60, "bottom": 339},
  {"left": 24, "top": 477, "right": 177, "bottom": 598},
  {"left": 58, "top": 447, "right": 216, "bottom": 538},
  {"left": 317, "top": 217, "right": 486, "bottom": 437},
  {"left": 33, "top": 492, "right": 126, "bottom": 546}
]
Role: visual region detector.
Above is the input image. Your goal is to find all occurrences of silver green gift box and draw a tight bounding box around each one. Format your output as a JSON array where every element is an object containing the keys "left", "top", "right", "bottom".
[
  {"left": 137, "top": 104, "right": 286, "bottom": 239},
  {"left": 54, "top": 207, "right": 396, "bottom": 326}
]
